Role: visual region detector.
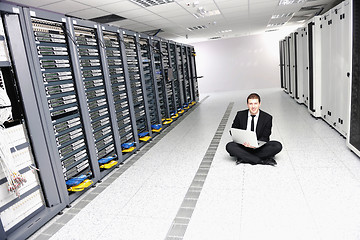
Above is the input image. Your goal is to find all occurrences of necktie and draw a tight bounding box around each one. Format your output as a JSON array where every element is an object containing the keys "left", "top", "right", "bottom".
[{"left": 251, "top": 115, "right": 255, "bottom": 131}]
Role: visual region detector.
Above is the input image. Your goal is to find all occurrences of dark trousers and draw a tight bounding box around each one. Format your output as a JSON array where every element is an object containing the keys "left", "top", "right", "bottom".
[{"left": 226, "top": 141, "right": 282, "bottom": 164}]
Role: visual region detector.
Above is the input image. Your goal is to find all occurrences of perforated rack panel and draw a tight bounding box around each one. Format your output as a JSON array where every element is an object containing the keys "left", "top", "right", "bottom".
[
  {"left": 182, "top": 46, "right": 191, "bottom": 103},
  {"left": 102, "top": 30, "right": 135, "bottom": 152},
  {"left": 161, "top": 41, "right": 176, "bottom": 115},
  {"left": 139, "top": 36, "right": 160, "bottom": 127},
  {"left": 169, "top": 43, "right": 181, "bottom": 112},
  {"left": 123, "top": 32, "right": 149, "bottom": 136},
  {"left": 73, "top": 24, "right": 116, "bottom": 160},
  {"left": 152, "top": 39, "right": 168, "bottom": 119},
  {"left": 30, "top": 18, "right": 92, "bottom": 181},
  {"left": 176, "top": 44, "right": 185, "bottom": 107}
]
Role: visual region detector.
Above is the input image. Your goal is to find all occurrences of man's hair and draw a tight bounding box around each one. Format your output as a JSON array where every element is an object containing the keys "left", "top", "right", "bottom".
[{"left": 247, "top": 93, "right": 261, "bottom": 103}]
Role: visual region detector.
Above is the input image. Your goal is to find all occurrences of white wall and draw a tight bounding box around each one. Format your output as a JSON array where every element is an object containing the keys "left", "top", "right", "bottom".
[{"left": 192, "top": 33, "right": 286, "bottom": 94}]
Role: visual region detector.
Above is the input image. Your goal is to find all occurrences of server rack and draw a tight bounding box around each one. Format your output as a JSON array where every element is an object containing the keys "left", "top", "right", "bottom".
[
  {"left": 188, "top": 46, "right": 199, "bottom": 102},
  {"left": 294, "top": 30, "right": 304, "bottom": 104},
  {"left": 101, "top": 25, "right": 137, "bottom": 159},
  {"left": 168, "top": 41, "right": 181, "bottom": 119},
  {"left": 320, "top": 12, "right": 333, "bottom": 124},
  {"left": 138, "top": 34, "right": 163, "bottom": 134},
  {"left": 161, "top": 40, "right": 177, "bottom": 119},
  {"left": 175, "top": 44, "right": 186, "bottom": 108},
  {"left": 307, "top": 16, "right": 322, "bottom": 118},
  {"left": 330, "top": 1, "right": 351, "bottom": 136},
  {"left": 284, "top": 37, "right": 292, "bottom": 94},
  {"left": 279, "top": 40, "right": 285, "bottom": 89},
  {"left": 348, "top": 0, "right": 360, "bottom": 155},
  {"left": 300, "top": 27, "right": 309, "bottom": 106},
  {"left": 151, "top": 37, "right": 171, "bottom": 123},
  {"left": 182, "top": 45, "right": 192, "bottom": 105},
  {"left": 123, "top": 30, "right": 152, "bottom": 147}
]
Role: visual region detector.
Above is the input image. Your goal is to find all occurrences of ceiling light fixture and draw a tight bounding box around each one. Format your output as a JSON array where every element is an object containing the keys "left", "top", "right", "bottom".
[
  {"left": 187, "top": 25, "right": 208, "bottom": 31},
  {"left": 271, "top": 13, "right": 294, "bottom": 19},
  {"left": 129, "top": 0, "right": 174, "bottom": 7},
  {"left": 218, "top": 29, "right": 232, "bottom": 34},
  {"left": 278, "top": 0, "right": 306, "bottom": 5},
  {"left": 267, "top": 23, "right": 285, "bottom": 27}
]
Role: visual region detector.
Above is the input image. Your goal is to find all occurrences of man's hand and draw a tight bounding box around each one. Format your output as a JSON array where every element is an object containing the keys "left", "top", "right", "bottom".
[{"left": 243, "top": 142, "right": 255, "bottom": 148}]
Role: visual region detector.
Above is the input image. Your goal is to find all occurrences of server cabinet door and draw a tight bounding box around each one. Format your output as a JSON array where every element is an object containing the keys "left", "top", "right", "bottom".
[
  {"left": 295, "top": 29, "right": 304, "bottom": 104},
  {"left": 302, "top": 27, "right": 309, "bottom": 106},
  {"left": 289, "top": 33, "right": 296, "bottom": 98},
  {"left": 335, "top": 1, "right": 351, "bottom": 136},
  {"left": 320, "top": 12, "right": 333, "bottom": 124}
]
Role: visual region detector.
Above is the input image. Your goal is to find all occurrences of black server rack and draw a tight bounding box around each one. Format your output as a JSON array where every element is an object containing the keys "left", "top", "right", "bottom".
[
  {"left": 182, "top": 45, "right": 192, "bottom": 105},
  {"left": 161, "top": 41, "right": 177, "bottom": 119},
  {"left": 152, "top": 38, "right": 171, "bottom": 125},
  {"left": 139, "top": 35, "right": 163, "bottom": 134},
  {"left": 168, "top": 42, "right": 181, "bottom": 118},
  {"left": 101, "top": 27, "right": 137, "bottom": 159},
  {"left": 188, "top": 47, "right": 199, "bottom": 102},
  {"left": 175, "top": 44, "right": 186, "bottom": 108},
  {"left": 123, "top": 31, "right": 152, "bottom": 147}
]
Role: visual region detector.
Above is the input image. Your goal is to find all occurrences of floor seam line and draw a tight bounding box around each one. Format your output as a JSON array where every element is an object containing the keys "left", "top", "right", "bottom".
[{"left": 164, "top": 102, "right": 234, "bottom": 240}]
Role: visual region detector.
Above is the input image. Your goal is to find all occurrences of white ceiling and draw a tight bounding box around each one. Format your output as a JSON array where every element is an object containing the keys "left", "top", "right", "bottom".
[{"left": 5, "top": 0, "right": 341, "bottom": 43}]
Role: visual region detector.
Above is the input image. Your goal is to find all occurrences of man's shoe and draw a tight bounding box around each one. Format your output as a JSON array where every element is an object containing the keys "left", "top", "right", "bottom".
[{"left": 261, "top": 158, "right": 277, "bottom": 166}]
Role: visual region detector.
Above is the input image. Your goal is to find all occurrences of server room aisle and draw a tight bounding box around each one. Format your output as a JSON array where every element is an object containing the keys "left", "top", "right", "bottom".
[{"left": 29, "top": 89, "right": 360, "bottom": 240}]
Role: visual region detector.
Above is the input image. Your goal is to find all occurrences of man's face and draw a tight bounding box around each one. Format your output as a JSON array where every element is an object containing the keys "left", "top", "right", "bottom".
[{"left": 247, "top": 98, "right": 260, "bottom": 115}]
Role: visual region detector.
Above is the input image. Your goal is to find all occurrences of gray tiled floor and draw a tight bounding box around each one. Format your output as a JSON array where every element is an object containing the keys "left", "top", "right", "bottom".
[{"left": 29, "top": 88, "right": 360, "bottom": 240}]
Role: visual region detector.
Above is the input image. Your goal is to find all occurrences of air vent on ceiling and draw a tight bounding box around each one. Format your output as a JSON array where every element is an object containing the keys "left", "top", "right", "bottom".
[
  {"left": 89, "top": 14, "right": 126, "bottom": 23},
  {"left": 129, "top": 0, "right": 174, "bottom": 7},
  {"left": 187, "top": 25, "right": 208, "bottom": 31}
]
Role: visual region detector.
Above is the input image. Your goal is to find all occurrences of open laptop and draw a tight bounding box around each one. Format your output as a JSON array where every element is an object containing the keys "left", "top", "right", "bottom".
[{"left": 230, "top": 128, "right": 266, "bottom": 148}]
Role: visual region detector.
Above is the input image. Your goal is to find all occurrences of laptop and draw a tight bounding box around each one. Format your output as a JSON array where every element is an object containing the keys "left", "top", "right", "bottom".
[{"left": 230, "top": 128, "right": 266, "bottom": 148}]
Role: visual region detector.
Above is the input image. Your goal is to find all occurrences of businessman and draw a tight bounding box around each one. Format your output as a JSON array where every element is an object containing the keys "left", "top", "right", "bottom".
[{"left": 226, "top": 93, "right": 282, "bottom": 166}]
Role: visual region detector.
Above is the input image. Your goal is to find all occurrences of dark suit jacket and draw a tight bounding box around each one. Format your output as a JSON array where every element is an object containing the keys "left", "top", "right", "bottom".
[{"left": 231, "top": 109, "right": 272, "bottom": 142}]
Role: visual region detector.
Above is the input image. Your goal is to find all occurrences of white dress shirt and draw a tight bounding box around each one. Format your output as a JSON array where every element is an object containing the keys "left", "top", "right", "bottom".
[{"left": 246, "top": 111, "right": 259, "bottom": 131}]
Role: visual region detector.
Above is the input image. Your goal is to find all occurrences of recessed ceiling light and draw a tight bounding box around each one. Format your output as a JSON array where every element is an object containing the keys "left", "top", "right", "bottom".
[
  {"left": 267, "top": 23, "right": 285, "bottom": 27},
  {"left": 218, "top": 29, "right": 232, "bottom": 34},
  {"left": 129, "top": 0, "right": 174, "bottom": 7},
  {"left": 271, "top": 13, "right": 294, "bottom": 19},
  {"left": 187, "top": 25, "right": 208, "bottom": 31},
  {"left": 279, "top": 0, "right": 306, "bottom": 5},
  {"left": 206, "top": 10, "right": 220, "bottom": 17}
]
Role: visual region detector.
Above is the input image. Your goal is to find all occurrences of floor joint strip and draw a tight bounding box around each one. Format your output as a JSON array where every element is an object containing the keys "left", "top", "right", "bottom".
[{"left": 165, "top": 102, "right": 234, "bottom": 240}]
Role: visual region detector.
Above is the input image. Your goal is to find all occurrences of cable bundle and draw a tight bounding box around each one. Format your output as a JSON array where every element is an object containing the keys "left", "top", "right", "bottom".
[
  {"left": 0, "top": 86, "right": 27, "bottom": 197},
  {"left": 0, "top": 126, "right": 27, "bottom": 197}
]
